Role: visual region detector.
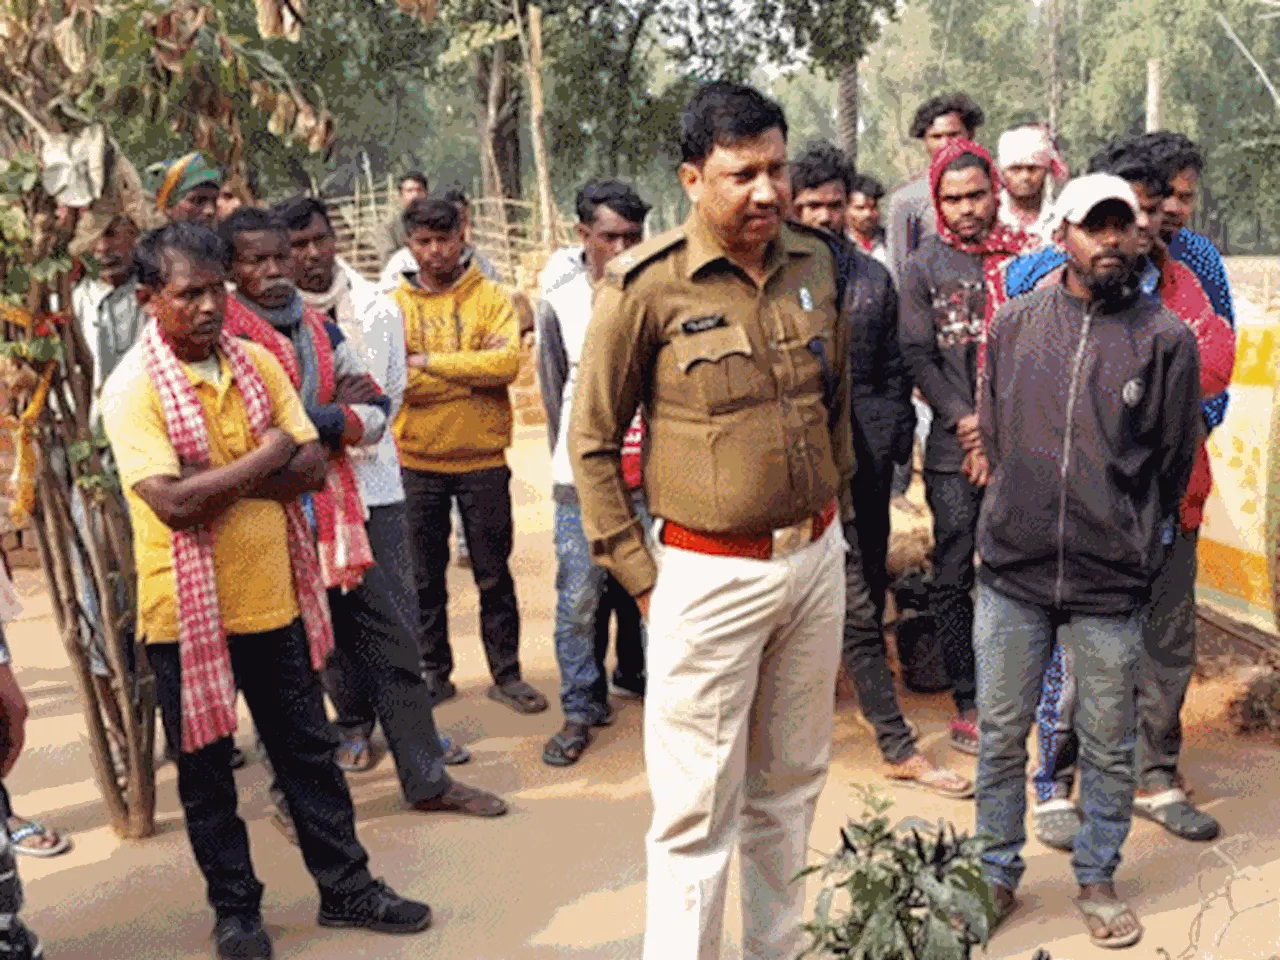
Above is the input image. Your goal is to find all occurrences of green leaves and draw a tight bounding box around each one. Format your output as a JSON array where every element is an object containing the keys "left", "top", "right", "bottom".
[{"left": 798, "top": 787, "right": 991, "bottom": 960}]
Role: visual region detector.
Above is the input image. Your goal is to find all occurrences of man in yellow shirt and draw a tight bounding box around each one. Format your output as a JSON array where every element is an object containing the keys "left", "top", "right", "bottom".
[
  {"left": 390, "top": 198, "right": 547, "bottom": 713},
  {"left": 102, "top": 223, "right": 431, "bottom": 960}
]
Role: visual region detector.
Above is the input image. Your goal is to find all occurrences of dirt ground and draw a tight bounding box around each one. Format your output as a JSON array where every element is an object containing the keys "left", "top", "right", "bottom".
[{"left": 7, "top": 425, "right": 1280, "bottom": 960}]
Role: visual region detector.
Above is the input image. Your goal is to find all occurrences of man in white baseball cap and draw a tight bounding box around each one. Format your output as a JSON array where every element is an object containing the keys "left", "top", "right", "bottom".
[{"left": 973, "top": 171, "right": 1203, "bottom": 950}]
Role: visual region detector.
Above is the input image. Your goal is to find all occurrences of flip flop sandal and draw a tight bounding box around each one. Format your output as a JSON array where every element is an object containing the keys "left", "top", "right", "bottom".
[
  {"left": 949, "top": 717, "right": 980, "bottom": 756},
  {"left": 440, "top": 736, "right": 471, "bottom": 766},
  {"left": 1133, "top": 788, "right": 1220, "bottom": 842},
  {"left": 8, "top": 821, "right": 71, "bottom": 858},
  {"left": 542, "top": 725, "right": 592, "bottom": 767},
  {"left": 1033, "top": 798, "right": 1082, "bottom": 851},
  {"left": 335, "top": 736, "right": 377, "bottom": 773},
  {"left": 886, "top": 765, "right": 974, "bottom": 800},
  {"left": 1073, "top": 896, "right": 1143, "bottom": 949},
  {"left": 488, "top": 681, "right": 549, "bottom": 715}
]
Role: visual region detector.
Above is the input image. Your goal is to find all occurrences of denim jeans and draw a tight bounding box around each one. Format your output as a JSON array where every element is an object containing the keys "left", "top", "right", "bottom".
[
  {"left": 1033, "top": 529, "right": 1198, "bottom": 799},
  {"left": 974, "top": 581, "right": 1141, "bottom": 891},
  {"left": 553, "top": 488, "right": 650, "bottom": 723}
]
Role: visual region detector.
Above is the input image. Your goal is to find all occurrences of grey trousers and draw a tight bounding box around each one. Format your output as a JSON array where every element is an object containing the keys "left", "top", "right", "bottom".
[
  {"left": 323, "top": 503, "right": 450, "bottom": 803},
  {"left": 1136, "top": 529, "right": 1198, "bottom": 791},
  {"left": 841, "top": 520, "right": 916, "bottom": 763}
]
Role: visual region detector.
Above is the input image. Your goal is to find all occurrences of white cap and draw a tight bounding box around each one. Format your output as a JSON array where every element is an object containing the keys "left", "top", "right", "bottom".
[
  {"left": 1049, "top": 174, "right": 1139, "bottom": 233},
  {"left": 998, "top": 126, "right": 1054, "bottom": 168}
]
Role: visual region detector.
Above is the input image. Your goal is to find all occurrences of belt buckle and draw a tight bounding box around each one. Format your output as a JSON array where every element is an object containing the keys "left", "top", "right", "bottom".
[{"left": 771, "top": 517, "right": 813, "bottom": 558}]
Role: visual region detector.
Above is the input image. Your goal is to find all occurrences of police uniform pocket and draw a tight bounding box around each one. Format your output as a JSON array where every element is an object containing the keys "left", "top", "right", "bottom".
[{"left": 672, "top": 325, "right": 768, "bottom": 414}]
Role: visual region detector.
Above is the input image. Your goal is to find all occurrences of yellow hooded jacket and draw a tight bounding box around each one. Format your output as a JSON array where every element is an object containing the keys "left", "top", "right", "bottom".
[{"left": 390, "top": 264, "right": 521, "bottom": 473}]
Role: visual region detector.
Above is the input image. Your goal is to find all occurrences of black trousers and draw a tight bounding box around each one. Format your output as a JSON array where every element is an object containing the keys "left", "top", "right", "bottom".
[
  {"left": 851, "top": 459, "right": 894, "bottom": 625},
  {"left": 593, "top": 574, "right": 645, "bottom": 697},
  {"left": 924, "top": 469, "right": 982, "bottom": 714},
  {"left": 150, "top": 621, "right": 373, "bottom": 920},
  {"left": 403, "top": 465, "right": 522, "bottom": 686},
  {"left": 323, "top": 503, "right": 450, "bottom": 803}
]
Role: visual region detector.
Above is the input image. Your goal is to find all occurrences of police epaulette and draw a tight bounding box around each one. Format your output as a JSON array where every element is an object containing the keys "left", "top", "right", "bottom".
[{"left": 602, "top": 227, "right": 687, "bottom": 288}]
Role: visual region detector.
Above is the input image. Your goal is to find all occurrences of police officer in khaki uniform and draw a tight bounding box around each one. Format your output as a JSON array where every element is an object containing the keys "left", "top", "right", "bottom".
[{"left": 570, "top": 82, "right": 852, "bottom": 960}]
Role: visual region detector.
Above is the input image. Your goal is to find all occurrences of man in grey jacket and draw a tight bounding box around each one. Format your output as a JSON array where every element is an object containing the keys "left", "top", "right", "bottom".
[
  {"left": 536, "top": 180, "right": 649, "bottom": 767},
  {"left": 884, "top": 92, "right": 985, "bottom": 282},
  {"left": 974, "top": 174, "right": 1201, "bottom": 948}
]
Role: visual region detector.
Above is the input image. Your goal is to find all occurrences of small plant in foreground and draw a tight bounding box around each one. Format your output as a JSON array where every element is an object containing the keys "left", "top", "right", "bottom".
[{"left": 797, "top": 785, "right": 994, "bottom": 959}]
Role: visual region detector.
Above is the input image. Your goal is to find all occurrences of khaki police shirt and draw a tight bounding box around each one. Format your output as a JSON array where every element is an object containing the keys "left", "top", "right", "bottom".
[{"left": 569, "top": 213, "right": 853, "bottom": 598}]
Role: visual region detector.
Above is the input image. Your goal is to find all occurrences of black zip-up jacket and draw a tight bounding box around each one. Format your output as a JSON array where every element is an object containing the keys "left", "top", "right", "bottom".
[
  {"left": 977, "top": 282, "right": 1202, "bottom": 615},
  {"left": 843, "top": 246, "right": 916, "bottom": 476}
]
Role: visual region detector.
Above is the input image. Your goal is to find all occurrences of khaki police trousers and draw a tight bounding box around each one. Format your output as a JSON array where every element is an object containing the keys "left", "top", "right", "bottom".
[{"left": 642, "top": 521, "right": 845, "bottom": 960}]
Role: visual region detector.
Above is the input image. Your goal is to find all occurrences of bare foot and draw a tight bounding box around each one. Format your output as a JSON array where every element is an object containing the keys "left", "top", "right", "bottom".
[{"left": 1078, "top": 883, "right": 1142, "bottom": 944}]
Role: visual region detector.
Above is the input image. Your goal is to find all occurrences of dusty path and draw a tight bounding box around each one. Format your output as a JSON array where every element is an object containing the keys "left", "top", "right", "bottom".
[{"left": 7, "top": 425, "right": 1280, "bottom": 959}]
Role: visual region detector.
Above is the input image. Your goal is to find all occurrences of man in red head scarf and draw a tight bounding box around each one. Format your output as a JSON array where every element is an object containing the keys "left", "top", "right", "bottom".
[{"left": 899, "top": 138, "right": 1033, "bottom": 757}]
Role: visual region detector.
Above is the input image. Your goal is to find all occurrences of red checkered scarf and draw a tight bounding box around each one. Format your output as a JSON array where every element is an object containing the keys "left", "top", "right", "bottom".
[
  {"left": 223, "top": 296, "right": 374, "bottom": 592},
  {"left": 141, "top": 320, "right": 334, "bottom": 753},
  {"left": 929, "top": 139, "right": 1035, "bottom": 373}
]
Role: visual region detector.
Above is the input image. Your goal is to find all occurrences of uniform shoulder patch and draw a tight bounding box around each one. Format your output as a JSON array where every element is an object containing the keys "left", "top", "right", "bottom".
[{"left": 602, "top": 227, "right": 686, "bottom": 288}]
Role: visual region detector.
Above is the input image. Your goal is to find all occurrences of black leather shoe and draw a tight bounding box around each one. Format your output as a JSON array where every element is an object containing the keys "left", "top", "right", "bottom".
[
  {"left": 318, "top": 879, "right": 432, "bottom": 934},
  {"left": 213, "top": 916, "right": 272, "bottom": 960}
]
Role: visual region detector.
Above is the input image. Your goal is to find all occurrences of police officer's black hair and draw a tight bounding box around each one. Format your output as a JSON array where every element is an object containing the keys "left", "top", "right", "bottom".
[
  {"left": 274, "top": 195, "right": 333, "bottom": 234},
  {"left": 218, "top": 207, "right": 290, "bottom": 251},
  {"left": 680, "top": 82, "right": 788, "bottom": 165},
  {"left": 909, "top": 93, "right": 985, "bottom": 140},
  {"left": 575, "top": 179, "right": 651, "bottom": 227},
  {"left": 400, "top": 171, "right": 430, "bottom": 192},
  {"left": 941, "top": 151, "right": 994, "bottom": 182},
  {"left": 850, "top": 173, "right": 886, "bottom": 202},
  {"left": 1142, "top": 131, "right": 1205, "bottom": 179},
  {"left": 1087, "top": 138, "right": 1172, "bottom": 199},
  {"left": 139, "top": 222, "right": 231, "bottom": 288},
  {"left": 790, "top": 141, "right": 853, "bottom": 196},
  {"left": 402, "top": 198, "right": 462, "bottom": 235}
]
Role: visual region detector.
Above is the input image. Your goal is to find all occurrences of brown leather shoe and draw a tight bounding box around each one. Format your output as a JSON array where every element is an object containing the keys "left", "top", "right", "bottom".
[{"left": 412, "top": 781, "right": 508, "bottom": 818}]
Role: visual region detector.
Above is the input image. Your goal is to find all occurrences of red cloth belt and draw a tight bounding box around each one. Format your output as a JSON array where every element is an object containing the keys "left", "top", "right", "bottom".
[{"left": 660, "top": 500, "right": 838, "bottom": 561}]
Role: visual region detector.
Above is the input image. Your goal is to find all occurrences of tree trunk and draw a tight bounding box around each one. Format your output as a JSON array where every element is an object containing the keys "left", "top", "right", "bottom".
[
  {"left": 1046, "top": 0, "right": 1062, "bottom": 130},
  {"left": 837, "top": 61, "right": 859, "bottom": 166},
  {"left": 513, "top": 4, "right": 556, "bottom": 246},
  {"left": 476, "top": 43, "right": 523, "bottom": 201}
]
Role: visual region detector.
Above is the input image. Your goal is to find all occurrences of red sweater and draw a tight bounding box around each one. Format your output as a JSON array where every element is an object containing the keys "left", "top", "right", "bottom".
[{"left": 1156, "top": 257, "right": 1236, "bottom": 530}]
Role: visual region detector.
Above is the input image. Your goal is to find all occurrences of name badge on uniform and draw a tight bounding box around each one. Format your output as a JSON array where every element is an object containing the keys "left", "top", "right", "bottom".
[
  {"left": 681, "top": 314, "right": 726, "bottom": 335},
  {"left": 799, "top": 287, "right": 814, "bottom": 311}
]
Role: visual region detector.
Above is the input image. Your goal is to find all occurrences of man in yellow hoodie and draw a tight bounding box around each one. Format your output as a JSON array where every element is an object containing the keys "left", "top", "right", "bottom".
[{"left": 390, "top": 198, "right": 548, "bottom": 714}]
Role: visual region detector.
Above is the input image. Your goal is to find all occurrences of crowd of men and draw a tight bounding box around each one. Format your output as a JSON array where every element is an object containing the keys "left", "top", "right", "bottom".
[{"left": 0, "top": 75, "right": 1241, "bottom": 960}]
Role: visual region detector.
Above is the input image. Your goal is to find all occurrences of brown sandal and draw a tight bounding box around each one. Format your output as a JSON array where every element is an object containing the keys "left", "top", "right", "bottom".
[
  {"left": 413, "top": 781, "right": 508, "bottom": 818},
  {"left": 487, "top": 680, "right": 548, "bottom": 715}
]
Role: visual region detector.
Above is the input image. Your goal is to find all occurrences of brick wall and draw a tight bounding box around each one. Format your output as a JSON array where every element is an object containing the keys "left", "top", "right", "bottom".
[{"left": 512, "top": 336, "right": 546, "bottom": 427}]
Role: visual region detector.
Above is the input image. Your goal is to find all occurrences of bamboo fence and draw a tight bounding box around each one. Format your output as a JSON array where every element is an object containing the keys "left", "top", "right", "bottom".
[{"left": 325, "top": 182, "right": 576, "bottom": 287}]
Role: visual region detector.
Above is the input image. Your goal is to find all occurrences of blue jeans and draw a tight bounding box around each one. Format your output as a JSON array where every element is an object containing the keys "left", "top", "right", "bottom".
[
  {"left": 974, "top": 581, "right": 1141, "bottom": 890},
  {"left": 553, "top": 490, "right": 649, "bottom": 724}
]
